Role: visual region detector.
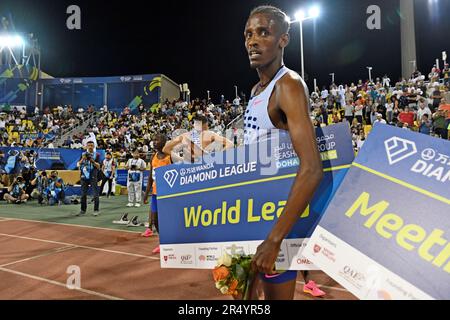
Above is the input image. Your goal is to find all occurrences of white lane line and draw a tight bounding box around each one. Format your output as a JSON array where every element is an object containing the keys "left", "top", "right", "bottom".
[
  {"left": 0, "top": 267, "right": 123, "bottom": 300},
  {"left": 0, "top": 233, "right": 160, "bottom": 261},
  {"left": 0, "top": 217, "right": 144, "bottom": 234},
  {"left": 0, "top": 246, "right": 76, "bottom": 268},
  {"left": 296, "top": 281, "right": 350, "bottom": 293}
]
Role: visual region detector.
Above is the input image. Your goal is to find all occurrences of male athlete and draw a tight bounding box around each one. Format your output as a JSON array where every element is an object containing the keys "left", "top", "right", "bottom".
[
  {"left": 163, "top": 115, "right": 233, "bottom": 163},
  {"left": 244, "top": 6, "right": 324, "bottom": 300},
  {"left": 143, "top": 134, "right": 172, "bottom": 255}
]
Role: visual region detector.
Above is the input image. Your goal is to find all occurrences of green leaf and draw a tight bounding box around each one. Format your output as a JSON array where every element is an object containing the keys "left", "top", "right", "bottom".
[{"left": 235, "top": 264, "right": 246, "bottom": 281}]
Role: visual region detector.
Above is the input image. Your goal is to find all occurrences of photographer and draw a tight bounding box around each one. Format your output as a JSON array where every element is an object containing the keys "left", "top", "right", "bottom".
[
  {"left": 4, "top": 176, "right": 29, "bottom": 204},
  {"left": 100, "top": 152, "right": 116, "bottom": 198},
  {"left": 0, "top": 150, "right": 7, "bottom": 187},
  {"left": 45, "top": 171, "right": 68, "bottom": 206},
  {"left": 31, "top": 171, "right": 49, "bottom": 204},
  {"left": 21, "top": 166, "right": 37, "bottom": 196},
  {"left": 76, "top": 141, "right": 101, "bottom": 216},
  {"left": 125, "top": 149, "right": 146, "bottom": 207}
]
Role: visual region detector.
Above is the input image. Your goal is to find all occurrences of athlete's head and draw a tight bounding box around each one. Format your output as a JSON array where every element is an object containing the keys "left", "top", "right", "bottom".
[
  {"left": 245, "top": 6, "right": 290, "bottom": 69},
  {"left": 193, "top": 115, "right": 209, "bottom": 131},
  {"left": 153, "top": 134, "right": 167, "bottom": 151}
]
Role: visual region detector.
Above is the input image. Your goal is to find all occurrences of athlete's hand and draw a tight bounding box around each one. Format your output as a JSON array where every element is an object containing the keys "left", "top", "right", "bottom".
[
  {"left": 143, "top": 197, "right": 149, "bottom": 204},
  {"left": 251, "top": 239, "right": 281, "bottom": 275}
]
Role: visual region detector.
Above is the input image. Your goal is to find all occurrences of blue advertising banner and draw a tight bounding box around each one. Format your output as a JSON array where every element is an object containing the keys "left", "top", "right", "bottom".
[
  {"left": 0, "top": 147, "right": 105, "bottom": 172},
  {"left": 155, "top": 123, "right": 355, "bottom": 270},
  {"left": 304, "top": 124, "right": 450, "bottom": 300},
  {"left": 116, "top": 170, "right": 150, "bottom": 189}
]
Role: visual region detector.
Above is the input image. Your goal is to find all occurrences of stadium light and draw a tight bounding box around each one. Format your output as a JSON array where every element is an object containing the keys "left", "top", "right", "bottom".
[
  {"left": 0, "top": 35, "right": 24, "bottom": 48},
  {"left": 309, "top": 6, "right": 320, "bottom": 19},
  {"left": 294, "top": 10, "right": 306, "bottom": 21},
  {"left": 289, "top": 5, "right": 321, "bottom": 80}
]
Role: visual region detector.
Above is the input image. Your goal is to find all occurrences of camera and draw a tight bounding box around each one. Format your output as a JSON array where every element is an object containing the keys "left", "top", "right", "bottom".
[
  {"left": 16, "top": 177, "right": 24, "bottom": 183},
  {"left": 84, "top": 153, "right": 92, "bottom": 160},
  {"left": 130, "top": 165, "right": 137, "bottom": 170}
]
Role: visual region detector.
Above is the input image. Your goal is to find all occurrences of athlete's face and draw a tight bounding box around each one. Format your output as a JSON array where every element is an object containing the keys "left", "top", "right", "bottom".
[
  {"left": 154, "top": 136, "right": 165, "bottom": 150},
  {"left": 244, "top": 14, "right": 288, "bottom": 69},
  {"left": 193, "top": 120, "right": 203, "bottom": 131}
]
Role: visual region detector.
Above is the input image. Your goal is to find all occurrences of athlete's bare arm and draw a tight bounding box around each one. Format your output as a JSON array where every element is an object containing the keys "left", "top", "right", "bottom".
[
  {"left": 252, "top": 73, "right": 323, "bottom": 274},
  {"left": 162, "top": 135, "right": 184, "bottom": 155},
  {"left": 209, "top": 132, "right": 234, "bottom": 149}
]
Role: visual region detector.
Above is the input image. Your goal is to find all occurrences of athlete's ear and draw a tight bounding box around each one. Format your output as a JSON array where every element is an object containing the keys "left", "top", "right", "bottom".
[{"left": 279, "top": 33, "right": 290, "bottom": 49}]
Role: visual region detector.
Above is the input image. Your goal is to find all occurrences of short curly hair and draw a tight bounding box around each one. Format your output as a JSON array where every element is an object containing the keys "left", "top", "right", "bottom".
[{"left": 249, "top": 5, "right": 290, "bottom": 35}]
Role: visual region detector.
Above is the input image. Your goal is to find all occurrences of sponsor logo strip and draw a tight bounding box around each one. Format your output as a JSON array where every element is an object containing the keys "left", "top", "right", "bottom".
[
  {"left": 160, "top": 239, "right": 317, "bottom": 270},
  {"left": 305, "top": 226, "right": 433, "bottom": 300}
]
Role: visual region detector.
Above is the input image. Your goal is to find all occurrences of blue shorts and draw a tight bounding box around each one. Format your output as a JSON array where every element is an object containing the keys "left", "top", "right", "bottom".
[
  {"left": 260, "top": 271, "right": 298, "bottom": 284},
  {"left": 150, "top": 194, "right": 158, "bottom": 213}
]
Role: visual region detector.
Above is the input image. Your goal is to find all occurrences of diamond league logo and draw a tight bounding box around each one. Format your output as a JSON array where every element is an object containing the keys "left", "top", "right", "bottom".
[
  {"left": 164, "top": 169, "right": 179, "bottom": 188},
  {"left": 384, "top": 137, "right": 418, "bottom": 165}
]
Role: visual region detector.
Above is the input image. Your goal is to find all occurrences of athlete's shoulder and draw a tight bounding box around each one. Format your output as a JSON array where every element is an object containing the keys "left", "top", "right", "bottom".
[
  {"left": 276, "top": 68, "right": 308, "bottom": 95},
  {"left": 278, "top": 68, "right": 304, "bottom": 86}
]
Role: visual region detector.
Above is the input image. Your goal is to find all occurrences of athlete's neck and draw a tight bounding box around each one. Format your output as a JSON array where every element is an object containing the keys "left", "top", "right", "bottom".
[{"left": 256, "top": 58, "right": 284, "bottom": 86}]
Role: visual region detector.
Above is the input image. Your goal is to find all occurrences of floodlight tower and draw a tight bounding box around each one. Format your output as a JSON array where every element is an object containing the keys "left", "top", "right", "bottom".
[
  {"left": 0, "top": 14, "right": 41, "bottom": 108},
  {"left": 400, "top": 0, "right": 417, "bottom": 79}
]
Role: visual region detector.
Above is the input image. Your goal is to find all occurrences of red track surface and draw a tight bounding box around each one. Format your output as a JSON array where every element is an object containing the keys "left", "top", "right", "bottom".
[{"left": 0, "top": 218, "right": 356, "bottom": 300}]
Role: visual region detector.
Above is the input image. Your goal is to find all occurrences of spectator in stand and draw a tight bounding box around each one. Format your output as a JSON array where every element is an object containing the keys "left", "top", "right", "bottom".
[
  {"left": 419, "top": 114, "right": 432, "bottom": 136},
  {"left": 433, "top": 109, "right": 448, "bottom": 139},
  {"left": 354, "top": 98, "right": 364, "bottom": 124},
  {"left": 438, "top": 97, "right": 450, "bottom": 138},
  {"left": 398, "top": 106, "right": 416, "bottom": 128},
  {"left": 443, "top": 63, "right": 450, "bottom": 85},
  {"left": 431, "top": 86, "right": 442, "bottom": 112},
  {"left": 386, "top": 97, "right": 394, "bottom": 124},
  {"left": 417, "top": 98, "right": 432, "bottom": 121},
  {"left": 373, "top": 113, "right": 387, "bottom": 125},
  {"left": 343, "top": 100, "right": 354, "bottom": 124}
]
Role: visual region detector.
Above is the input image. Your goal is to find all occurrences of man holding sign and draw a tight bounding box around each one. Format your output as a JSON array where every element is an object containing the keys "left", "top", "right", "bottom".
[
  {"left": 243, "top": 6, "right": 323, "bottom": 300},
  {"left": 163, "top": 115, "right": 233, "bottom": 163}
]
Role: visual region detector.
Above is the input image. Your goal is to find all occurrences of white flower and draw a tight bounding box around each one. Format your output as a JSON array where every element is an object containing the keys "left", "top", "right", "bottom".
[
  {"left": 217, "top": 252, "right": 232, "bottom": 267},
  {"left": 215, "top": 282, "right": 223, "bottom": 290},
  {"left": 220, "top": 286, "right": 229, "bottom": 294}
]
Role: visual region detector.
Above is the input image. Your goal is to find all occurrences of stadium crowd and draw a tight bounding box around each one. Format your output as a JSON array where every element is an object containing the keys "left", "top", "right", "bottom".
[
  {"left": 61, "top": 98, "right": 243, "bottom": 162},
  {"left": 0, "top": 104, "right": 93, "bottom": 148},
  {"left": 1, "top": 61, "right": 449, "bottom": 207},
  {"left": 309, "top": 64, "right": 450, "bottom": 151}
]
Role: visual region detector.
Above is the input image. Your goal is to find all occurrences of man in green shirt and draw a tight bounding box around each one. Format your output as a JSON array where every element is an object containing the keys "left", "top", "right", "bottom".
[{"left": 433, "top": 109, "right": 448, "bottom": 139}]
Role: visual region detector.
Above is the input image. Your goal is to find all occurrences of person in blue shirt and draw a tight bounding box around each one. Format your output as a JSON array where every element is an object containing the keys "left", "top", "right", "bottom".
[
  {"left": 4, "top": 175, "right": 30, "bottom": 204},
  {"left": 76, "top": 141, "right": 101, "bottom": 216},
  {"left": 45, "top": 171, "right": 68, "bottom": 206},
  {"left": 31, "top": 170, "right": 49, "bottom": 204},
  {"left": 419, "top": 114, "right": 432, "bottom": 135}
]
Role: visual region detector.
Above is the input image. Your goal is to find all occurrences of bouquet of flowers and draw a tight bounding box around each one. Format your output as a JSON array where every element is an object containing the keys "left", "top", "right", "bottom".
[{"left": 212, "top": 245, "right": 255, "bottom": 300}]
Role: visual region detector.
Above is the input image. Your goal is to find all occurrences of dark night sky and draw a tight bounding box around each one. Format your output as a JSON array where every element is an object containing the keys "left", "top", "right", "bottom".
[{"left": 1, "top": 0, "right": 449, "bottom": 102}]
